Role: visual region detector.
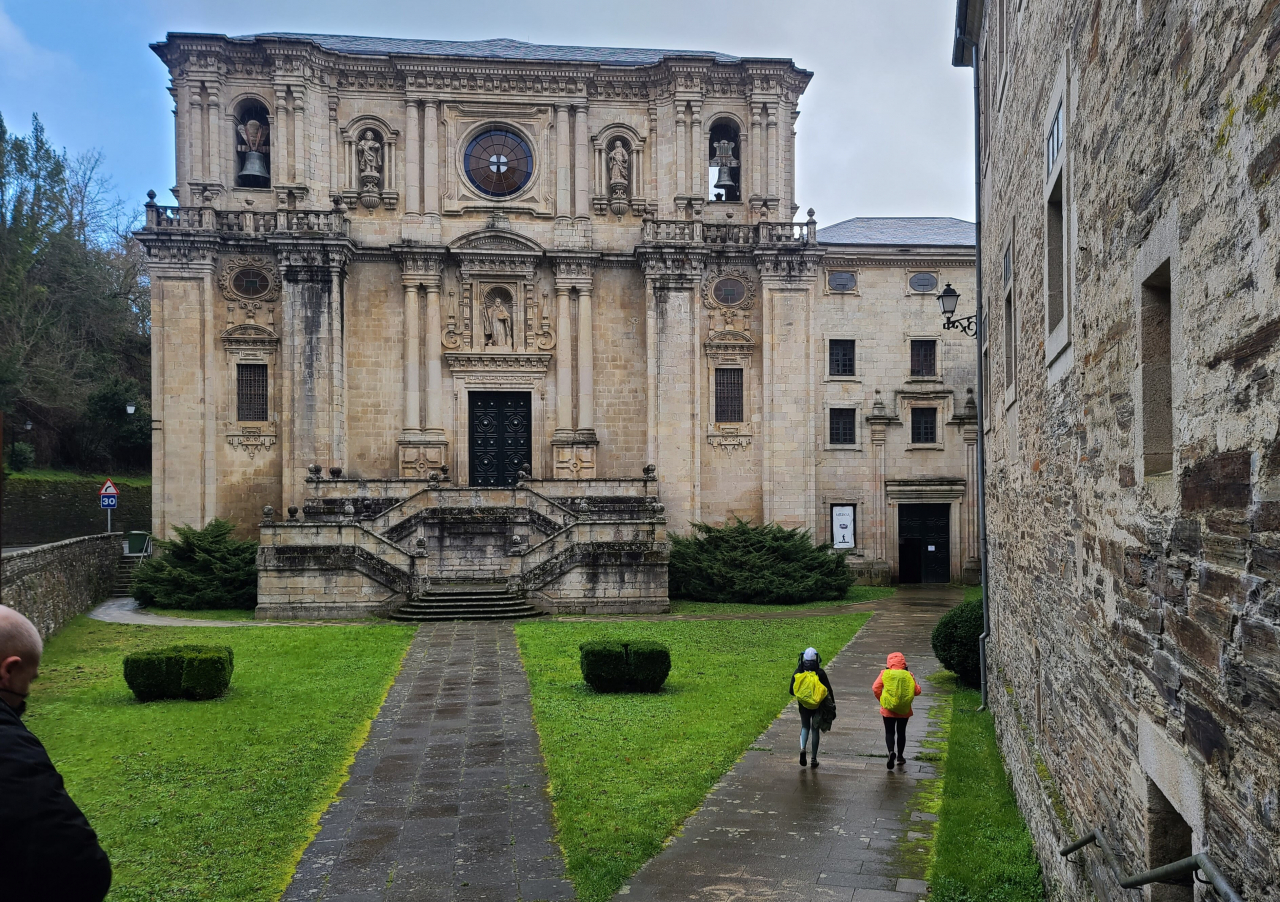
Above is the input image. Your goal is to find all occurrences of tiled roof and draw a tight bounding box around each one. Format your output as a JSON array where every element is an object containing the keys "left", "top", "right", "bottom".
[
  {"left": 817, "top": 217, "right": 976, "bottom": 247},
  {"left": 235, "top": 33, "right": 742, "bottom": 66}
]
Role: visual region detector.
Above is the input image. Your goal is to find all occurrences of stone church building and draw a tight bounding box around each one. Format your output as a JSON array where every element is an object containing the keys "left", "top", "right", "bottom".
[
  {"left": 955, "top": 0, "right": 1279, "bottom": 900},
  {"left": 138, "top": 32, "right": 977, "bottom": 618}
]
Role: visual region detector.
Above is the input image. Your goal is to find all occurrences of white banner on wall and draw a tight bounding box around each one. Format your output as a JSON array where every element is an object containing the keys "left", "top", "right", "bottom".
[{"left": 832, "top": 505, "right": 855, "bottom": 549}]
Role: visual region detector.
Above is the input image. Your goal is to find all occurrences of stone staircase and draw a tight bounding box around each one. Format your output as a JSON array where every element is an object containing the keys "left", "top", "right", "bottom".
[
  {"left": 110, "top": 555, "right": 145, "bottom": 598},
  {"left": 389, "top": 581, "right": 542, "bottom": 622}
]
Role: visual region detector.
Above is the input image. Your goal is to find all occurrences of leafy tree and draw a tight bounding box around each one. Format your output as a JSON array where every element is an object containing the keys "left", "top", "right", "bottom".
[
  {"left": 132, "top": 519, "right": 259, "bottom": 611},
  {"left": 669, "top": 517, "right": 852, "bottom": 605}
]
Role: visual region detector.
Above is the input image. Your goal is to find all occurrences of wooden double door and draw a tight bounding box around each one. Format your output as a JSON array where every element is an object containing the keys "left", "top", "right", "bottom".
[
  {"left": 898, "top": 503, "right": 950, "bottom": 583},
  {"left": 468, "top": 392, "right": 531, "bottom": 487}
]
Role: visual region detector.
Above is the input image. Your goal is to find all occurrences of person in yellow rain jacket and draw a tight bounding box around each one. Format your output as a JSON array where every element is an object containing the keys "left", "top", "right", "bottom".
[
  {"left": 872, "top": 652, "right": 921, "bottom": 771},
  {"left": 789, "top": 647, "right": 833, "bottom": 769}
]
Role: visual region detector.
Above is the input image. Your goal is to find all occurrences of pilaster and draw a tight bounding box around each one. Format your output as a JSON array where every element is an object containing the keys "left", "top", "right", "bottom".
[
  {"left": 551, "top": 254, "right": 600, "bottom": 478},
  {"left": 393, "top": 245, "right": 449, "bottom": 478}
]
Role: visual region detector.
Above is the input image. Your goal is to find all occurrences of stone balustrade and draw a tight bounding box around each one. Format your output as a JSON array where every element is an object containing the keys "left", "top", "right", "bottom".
[
  {"left": 641, "top": 210, "right": 818, "bottom": 247},
  {"left": 143, "top": 196, "right": 349, "bottom": 237}
]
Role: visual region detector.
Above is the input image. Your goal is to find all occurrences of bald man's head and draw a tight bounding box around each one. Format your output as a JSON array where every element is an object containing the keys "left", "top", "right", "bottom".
[{"left": 0, "top": 607, "right": 42, "bottom": 713}]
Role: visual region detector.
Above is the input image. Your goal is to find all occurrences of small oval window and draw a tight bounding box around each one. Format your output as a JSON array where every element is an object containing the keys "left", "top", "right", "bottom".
[
  {"left": 828, "top": 271, "right": 856, "bottom": 292},
  {"left": 712, "top": 277, "right": 747, "bottom": 306},
  {"left": 908, "top": 272, "right": 938, "bottom": 293},
  {"left": 233, "top": 268, "right": 270, "bottom": 298}
]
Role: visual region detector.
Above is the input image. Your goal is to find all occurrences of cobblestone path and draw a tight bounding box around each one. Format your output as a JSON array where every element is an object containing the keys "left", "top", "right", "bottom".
[
  {"left": 614, "top": 585, "right": 962, "bottom": 902},
  {"left": 282, "top": 621, "right": 574, "bottom": 902}
]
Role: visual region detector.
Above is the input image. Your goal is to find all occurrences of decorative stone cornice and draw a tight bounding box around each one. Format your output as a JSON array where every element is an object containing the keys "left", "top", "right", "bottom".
[
  {"left": 391, "top": 244, "right": 447, "bottom": 285},
  {"left": 636, "top": 246, "right": 708, "bottom": 289},
  {"left": 551, "top": 253, "right": 598, "bottom": 288},
  {"left": 443, "top": 352, "right": 552, "bottom": 374},
  {"left": 267, "top": 235, "right": 354, "bottom": 282}
]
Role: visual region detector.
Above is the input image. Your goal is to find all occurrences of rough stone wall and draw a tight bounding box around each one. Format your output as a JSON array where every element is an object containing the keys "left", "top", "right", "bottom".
[
  {"left": 0, "top": 535, "right": 120, "bottom": 638},
  {"left": 976, "top": 1, "right": 1280, "bottom": 899},
  {"left": 256, "top": 567, "right": 401, "bottom": 620}
]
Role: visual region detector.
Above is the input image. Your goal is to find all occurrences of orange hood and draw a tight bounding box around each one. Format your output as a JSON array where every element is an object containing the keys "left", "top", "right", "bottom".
[{"left": 886, "top": 652, "right": 907, "bottom": 670}]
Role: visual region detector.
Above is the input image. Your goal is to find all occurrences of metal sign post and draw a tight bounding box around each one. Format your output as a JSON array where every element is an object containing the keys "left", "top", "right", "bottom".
[{"left": 100, "top": 479, "right": 119, "bottom": 533}]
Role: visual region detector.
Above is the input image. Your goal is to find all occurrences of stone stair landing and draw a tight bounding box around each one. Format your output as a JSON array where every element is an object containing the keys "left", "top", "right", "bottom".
[{"left": 390, "top": 581, "right": 543, "bottom": 622}]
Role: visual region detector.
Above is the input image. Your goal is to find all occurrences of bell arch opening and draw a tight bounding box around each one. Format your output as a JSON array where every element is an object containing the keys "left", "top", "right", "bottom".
[
  {"left": 707, "top": 119, "right": 741, "bottom": 203},
  {"left": 234, "top": 99, "right": 272, "bottom": 189}
]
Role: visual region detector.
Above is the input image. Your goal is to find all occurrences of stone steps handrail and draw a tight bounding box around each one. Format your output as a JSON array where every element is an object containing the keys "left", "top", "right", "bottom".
[
  {"left": 1059, "top": 827, "right": 1242, "bottom": 902},
  {"left": 516, "top": 518, "right": 660, "bottom": 580},
  {"left": 371, "top": 485, "right": 577, "bottom": 533}
]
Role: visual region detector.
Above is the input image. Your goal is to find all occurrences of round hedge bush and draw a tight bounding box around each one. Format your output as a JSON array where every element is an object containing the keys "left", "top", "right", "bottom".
[
  {"left": 124, "top": 644, "right": 235, "bottom": 702},
  {"left": 580, "top": 640, "right": 670, "bottom": 693},
  {"left": 931, "top": 597, "right": 984, "bottom": 688}
]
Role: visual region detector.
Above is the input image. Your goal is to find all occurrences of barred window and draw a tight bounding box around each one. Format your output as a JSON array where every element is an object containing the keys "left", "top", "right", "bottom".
[
  {"left": 910, "top": 340, "right": 937, "bottom": 377},
  {"left": 714, "top": 367, "right": 744, "bottom": 423},
  {"left": 911, "top": 407, "right": 938, "bottom": 444},
  {"left": 830, "top": 408, "right": 858, "bottom": 444},
  {"left": 829, "top": 339, "right": 856, "bottom": 377},
  {"left": 237, "top": 364, "right": 268, "bottom": 421}
]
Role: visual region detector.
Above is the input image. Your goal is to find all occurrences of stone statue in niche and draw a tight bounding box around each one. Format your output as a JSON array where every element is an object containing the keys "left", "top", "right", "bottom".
[
  {"left": 483, "top": 292, "right": 514, "bottom": 351},
  {"left": 608, "top": 139, "right": 630, "bottom": 215},
  {"left": 357, "top": 130, "right": 383, "bottom": 209}
]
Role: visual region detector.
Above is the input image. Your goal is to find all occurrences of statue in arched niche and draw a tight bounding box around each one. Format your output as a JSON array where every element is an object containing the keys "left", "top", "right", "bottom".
[
  {"left": 608, "top": 139, "right": 631, "bottom": 215},
  {"left": 483, "top": 290, "right": 514, "bottom": 351}
]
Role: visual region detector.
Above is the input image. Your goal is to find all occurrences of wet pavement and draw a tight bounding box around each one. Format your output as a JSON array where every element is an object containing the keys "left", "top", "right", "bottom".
[
  {"left": 282, "top": 621, "right": 573, "bottom": 902},
  {"left": 614, "top": 584, "right": 962, "bottom": 902}
]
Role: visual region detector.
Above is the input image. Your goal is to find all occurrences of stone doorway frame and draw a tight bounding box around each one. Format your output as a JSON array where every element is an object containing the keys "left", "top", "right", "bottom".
[
  {"left": 445, "top": 352, "right": 551, "bottom": 484},
  {"left": 884, "top": 477, "right": 965, "bottom": 583}
]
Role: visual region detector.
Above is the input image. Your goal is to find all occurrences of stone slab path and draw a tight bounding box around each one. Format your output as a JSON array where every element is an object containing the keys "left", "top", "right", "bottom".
[
  {"left": 614, "top": 585, "right": 962, "bottom": 902},
  {"left": 282, "top": 621, "right": 574, "bottom": 902}
]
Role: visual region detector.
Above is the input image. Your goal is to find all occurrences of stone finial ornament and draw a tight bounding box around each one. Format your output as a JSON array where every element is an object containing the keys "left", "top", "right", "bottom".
[
  {"left": 261, "top": 505, "right": 275, "bottom": 523},
  {"left": 329, "top": 466, "right": 343, "bottom": 478},
  {"left": 642, "top": 463, "right": 657, "bottom": 480},
  {"left": 287, "top": 505, "right": 299, "bottom": 521},
  {"left": 308, "top": 464, "right": 322, "bottom": 478}
]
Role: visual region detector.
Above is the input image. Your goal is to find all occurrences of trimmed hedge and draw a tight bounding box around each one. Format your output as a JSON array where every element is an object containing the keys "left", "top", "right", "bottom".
[
  {"left": 931, "top": 597, "right": 984, "bottom": 688},
  {"left": 669, "top": 517, "right": 852, "bottom": 605},
  {"left": 123, "top": 645, "right": 235, "bottom": 702},
  {"left": 580, "top": 640, "right": 671, "bottom": 693}
]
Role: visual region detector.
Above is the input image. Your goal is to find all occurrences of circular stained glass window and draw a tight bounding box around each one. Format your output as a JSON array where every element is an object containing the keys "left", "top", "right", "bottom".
[
  {"left": 465, "top": 129, "right": 534, "bottom": 198},
  {"left": 828, "top": 271, "right": 856, "bottom": 292},
  {"left": 232, "top": 268, "right": 270, "bottom": 298},
  {"left": 712, "top": 277, "right": 748, "bottom": 306},
  {"left": 909, "top": 272, "right": 939, "bottom": 293}
]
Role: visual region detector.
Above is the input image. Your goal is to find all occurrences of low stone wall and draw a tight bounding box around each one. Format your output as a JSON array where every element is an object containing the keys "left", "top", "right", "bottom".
[
  {"left": 0, "top": 534, "right": 121, "bottom": 638},
  {"left": 529, "top": 557, "right": 669, "bottom": 615}
]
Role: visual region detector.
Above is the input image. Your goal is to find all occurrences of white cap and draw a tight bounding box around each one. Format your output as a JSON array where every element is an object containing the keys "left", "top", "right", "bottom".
[{"left": 803, "top": 647, "right": 819, "bottom": 661}]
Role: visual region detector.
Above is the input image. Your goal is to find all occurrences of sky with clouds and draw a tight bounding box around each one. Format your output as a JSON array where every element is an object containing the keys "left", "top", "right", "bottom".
[{"left": 0, "top": 0, "right": 974, "bottom": 225}]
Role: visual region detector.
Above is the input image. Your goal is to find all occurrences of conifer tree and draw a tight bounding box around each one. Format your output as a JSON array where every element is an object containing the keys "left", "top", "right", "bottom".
[{"left": 132, "top": 518, "right": 258, "bottom": 610}]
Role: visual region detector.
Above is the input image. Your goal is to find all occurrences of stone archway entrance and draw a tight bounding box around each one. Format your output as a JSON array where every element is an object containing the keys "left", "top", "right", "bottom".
[{"left": 468, "top": 391, "right": 531, "bottom": 487}]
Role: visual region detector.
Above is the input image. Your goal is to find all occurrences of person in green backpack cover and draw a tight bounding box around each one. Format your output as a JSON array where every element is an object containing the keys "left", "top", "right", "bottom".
[
  {"left": 789, "top": 647, "right": 833, "bottom": 768},
  {"left": 872, "top": 652, "right": 921, "bottom": 770}
]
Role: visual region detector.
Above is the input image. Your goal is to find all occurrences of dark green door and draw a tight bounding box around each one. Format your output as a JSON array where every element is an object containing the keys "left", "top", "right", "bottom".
[
  {"left": 898, "top": 503, "right": 950, "bottom": 583},
  {"left": 469, "top": 391, "right": 531, "bottom": 487}
]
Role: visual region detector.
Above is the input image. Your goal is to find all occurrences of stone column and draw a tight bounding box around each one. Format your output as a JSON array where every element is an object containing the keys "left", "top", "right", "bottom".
[
  {"left": 555, "top": 286, "right": 573, "bottom": 436},
  {"left": 423, "top": 100, "right": 440, "bottom": 215},
  {"left": 576, "top": 287, "right": 594, "bottom": 435},
  {"left": 555, "top": 104, "right": 571, "bottom": 220},
  {"left": 750, "top": 105, "right": 763, "bottom": 202},
  {"left": 206, "top": 90, "right": 221, "bottom": 186},
  {"left": 766, "top": 105, "right": 779, "bottom": 203},
  {"left": 675, "top": 106, "right": 687, "bottom": 199},
  {"left": 402, "top": 283, "right": 421, "bottom": 435},
  {"left": 404, "top": 100, "right": 420, "bottom": 214},
  {"left": 273, "top": 91, "right": 287, "bottom": 190},
  {"left": 424, "top": 276, "right": 444, "bottom": 437},
  {"left": 866, "top": 392, "right": 893, "bottom": 583},
  {"left": 190, "top": 87, "right": 205, "bottom": 185},
  {"left": 690, "top": 104, "right": 703, "bottom": 202},
  {"left": 574, "top": 105, "right": 589, "bottom": 219},
  {"left": 328, "top": 98, "right": 340, "bottom": 196},
  {"left": 292, "top": 90, "right": 306, "bottom": 185}
]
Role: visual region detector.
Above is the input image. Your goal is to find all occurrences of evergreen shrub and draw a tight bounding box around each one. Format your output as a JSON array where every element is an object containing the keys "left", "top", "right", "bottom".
[
  {"left": 931, "top": 597, "right": 984, "bottom": 688},
  {"left": 123, "top": 645, "right": 234, "bottom": 702},
  {"left": 6, "top": 441, "right": 35, "bottom": 472},
  {"left": 579, "top": 640, "right": 671, "bottom": 693},
  {"left": 132, "top": 518, "right": 258, "bottom": 610},
  {"left": 669, "top": 517, "right": 852, "bottom": 605}
]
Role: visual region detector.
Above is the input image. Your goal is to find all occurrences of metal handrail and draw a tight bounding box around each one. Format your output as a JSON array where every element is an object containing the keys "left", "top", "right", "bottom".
[{"left": 1060, "top": 826, "right": 1243, "bottom": 902}]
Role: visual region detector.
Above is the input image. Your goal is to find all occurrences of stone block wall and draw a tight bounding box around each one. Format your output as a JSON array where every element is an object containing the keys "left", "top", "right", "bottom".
[
  {"left": 968, "top": 1, "right": 1280, "bottom": 899},
  {"left": 528, "top": 557, "right": 668, "bottom": 615},
  {"left": 0, "top": 534, "right": 121, "bottom": 638}
]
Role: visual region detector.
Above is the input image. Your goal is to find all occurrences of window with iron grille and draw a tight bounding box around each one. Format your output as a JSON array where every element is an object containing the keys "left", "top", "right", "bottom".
[
  {"left": 910, "top": 340, "right": 937, "bottom": 377},
  {"left": 829, "top": 339, "right": 856, "bottom": 377},
  {"left": 911, "top": 407, "right": 938, "bottom": 444},
  {"left": 829, "top": 408, "right": 858, "bottom": 444},
  {"left": 237, "top": 363, "right": 268, "bottom": 421},
  {"left": 714, "top": 367, "right": 743, "bottom": 423}
]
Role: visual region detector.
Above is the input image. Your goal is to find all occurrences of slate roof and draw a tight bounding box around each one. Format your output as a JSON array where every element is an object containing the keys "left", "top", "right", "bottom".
[
  {"left": 817, "top": 217, "right": 976, "bottom": 247},
  {"left": 234, "top": 33, "right": 742, "bottom": 66}
]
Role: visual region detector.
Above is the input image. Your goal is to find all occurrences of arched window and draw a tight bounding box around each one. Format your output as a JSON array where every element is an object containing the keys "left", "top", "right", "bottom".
[
  {"left": 707, "top": 119, "right": 741, "bottom": 203},
  {"left": 234, "top": 99, "right": 272, "bottom": 189}
]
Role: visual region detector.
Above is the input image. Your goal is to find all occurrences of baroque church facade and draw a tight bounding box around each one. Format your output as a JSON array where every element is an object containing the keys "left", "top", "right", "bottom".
[{"left": 138, "top": 32, "right": 977, "bottom": 617}]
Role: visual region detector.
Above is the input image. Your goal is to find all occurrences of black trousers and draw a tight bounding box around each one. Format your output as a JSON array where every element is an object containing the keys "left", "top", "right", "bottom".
[{"left": 883, "top": 715, "right": 908, "bottom": 756}]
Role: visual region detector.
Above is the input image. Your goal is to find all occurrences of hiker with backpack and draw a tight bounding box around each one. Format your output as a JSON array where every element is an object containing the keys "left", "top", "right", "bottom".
[
  {"left": 873, "top": 652, "right": 921, "bottom": 770},
  {"left": 790, "top": 647, "right": 834, "bottom": 768}
]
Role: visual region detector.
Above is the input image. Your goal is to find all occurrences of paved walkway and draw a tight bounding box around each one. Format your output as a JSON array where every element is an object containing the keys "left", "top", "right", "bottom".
[
  {"left": 615, "top": 585, "right": 962, "bottom": 902},
  {"left": 89, "top": 597, "right": 345, "bottom": 627},
  {"left": 282, "top": 621, "right": 574, "bottom": 902}
]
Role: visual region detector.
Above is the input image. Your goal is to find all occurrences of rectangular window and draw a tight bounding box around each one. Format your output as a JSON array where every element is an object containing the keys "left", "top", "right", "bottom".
[
  {"left": 1003, "top": 242, "right": 1013, "bottom": 288},
  {"left": 714, "top": 367, "right": 743, "bottom": 423},
  {"left": 911, "top": 407, "right": 938, "bottom": 444},
  {"left": 1046, "top": 172, "right": 1066, "bottom": 332},
  {"left": 237, "top": 363, "right": 268, "bottom": 421},
  {"left": 1004, "top": 292, "right": 1016, "bottom": 389},
  {"left": 1140, "top": 262, "right": 1173, "bottom": 475},
  {"left": 910, "top": 339, "right": 937, "bottom": 377},
  {"left": 828, "top": 339, "right": 856, "bottom": 377},
  {"left": 829, "top": 408, "right": 858, "bottom": 444},
  {"left": 1046, "top": 101, "right": 1064, "bottom": 177}
]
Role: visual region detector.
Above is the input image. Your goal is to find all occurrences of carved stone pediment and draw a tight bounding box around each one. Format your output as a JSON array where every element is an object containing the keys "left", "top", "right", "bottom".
[
  {"left": 443, "top": 351, "right": 552, "bottom": 374},
  {"left": 221, "top": 322, "right": 279, "bottom": 359},
  {"left": 450, "top": 228, "right": 544, "bottom": 256}
]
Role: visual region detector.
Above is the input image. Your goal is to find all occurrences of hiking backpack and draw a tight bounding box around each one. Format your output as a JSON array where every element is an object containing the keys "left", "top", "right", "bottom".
[{"left": 879, "top": 669, "right": 916, "bottom": 716}]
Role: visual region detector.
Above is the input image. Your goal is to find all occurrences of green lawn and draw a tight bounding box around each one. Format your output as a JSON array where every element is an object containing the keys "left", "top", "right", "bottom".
[
  {"left": 514, "top": 613, "right": 871, "bottom": 902},
  {"left": 669, "top": 584, "right": 894, "bottom": 615},
  {"left": 25, "top": 616, "right": 415, "bottom": 902},
  {"left": 141, "top": 607, "right": 258, "bottom": 621},
  {"left": 4, "top": 467, "right": 152, "bottom": 487},
  {"left": 928, "top": 683, "right": 1044, "bottom": 901}
]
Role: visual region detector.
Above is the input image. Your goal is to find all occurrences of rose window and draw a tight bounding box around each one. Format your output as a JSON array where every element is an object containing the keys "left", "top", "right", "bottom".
[{"left": 464, "top": 129, "right": 533, "bottom": 198}]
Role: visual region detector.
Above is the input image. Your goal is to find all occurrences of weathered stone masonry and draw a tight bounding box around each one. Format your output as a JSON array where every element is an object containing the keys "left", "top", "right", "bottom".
[
  {"left": 956, "top": 1, "right": 1280, "bottom": 900},
  {"left": 0, "top": 535, "right": 121, "bottom": 638}
]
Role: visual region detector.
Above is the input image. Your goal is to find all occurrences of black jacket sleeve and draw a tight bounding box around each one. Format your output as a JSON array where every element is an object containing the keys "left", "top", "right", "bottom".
[
  {"left": 817, "top": 668, "right": 835, "bottom": 701},
  {"left": 0, "top": 705, "right": 112, "bottom": 901},
  {"left": 789, "top": 666, "right": 801, "bottom": 696}
]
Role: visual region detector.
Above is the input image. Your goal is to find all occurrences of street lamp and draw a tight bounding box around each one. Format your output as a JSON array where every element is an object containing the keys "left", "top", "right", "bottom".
[
  {"left": 937, "top": 283, "right": 977, "bottom": 336},
  {"left": 24, "top": 420, "right": 32, "bottom": 432},
  {"left": 126, "top": 402, "right": 137, "bottom": 415}
]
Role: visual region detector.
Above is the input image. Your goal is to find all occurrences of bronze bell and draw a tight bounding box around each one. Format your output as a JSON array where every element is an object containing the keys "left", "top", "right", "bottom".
[
  {"left": 239, "top": 151, "right": 270, "bottom": 183},
  {"left": 714, "top": 165, "right": 736, "bottom": 191}
]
